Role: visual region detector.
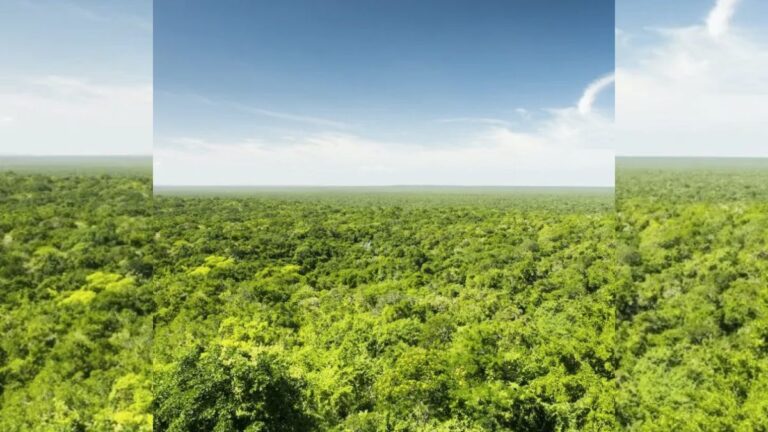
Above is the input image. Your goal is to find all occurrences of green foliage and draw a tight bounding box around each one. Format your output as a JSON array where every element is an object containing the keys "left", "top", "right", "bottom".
[
  {"left": 0, "top": 172, "right": 153, "bottom": 431},
  {"left": 155, "top": 345, "right": 313, "bottom": 432},
  {"left": 615, "top": 161, "right": 768, "bottom": 431},
  {"left": 152, "top": 191, "right": 617, "bottom": 431},
  {"left": 4, "top": 159, "right": 766, "bottom": 431}
]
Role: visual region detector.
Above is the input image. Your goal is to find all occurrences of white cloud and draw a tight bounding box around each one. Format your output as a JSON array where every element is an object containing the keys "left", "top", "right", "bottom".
[
  {"left": 154, "top": 132, "right": 613, "bottom": 186},
  {"left": 0, "top": 75, "right": 152, "bottom": 155},
  {"left": 707, "top": 0, "right": 740, "bottom": 38},
  {"left": 155, "top": 75, "right": 614, "bottom": 186},
  {"left": 617, "top": 0, "right": 768, "bottom": 156},
  {"left": 577, "top": 74, "right": 615, "bottom": 115}
]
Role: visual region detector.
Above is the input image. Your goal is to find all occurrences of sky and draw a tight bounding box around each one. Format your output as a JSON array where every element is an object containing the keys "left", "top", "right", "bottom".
[
  {"left": 0, "top": 0, "right": 152, "bottom": 156},
  {"left": 616, "top": 0, "right": 768, "bottom": 156},
  {"left": 154, "top": 0, "right": 615, "bottom": 186}
]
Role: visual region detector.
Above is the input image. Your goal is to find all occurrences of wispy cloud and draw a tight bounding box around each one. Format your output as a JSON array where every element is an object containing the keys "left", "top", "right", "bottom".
[
  {"left": 514, "top": 108, "right": 531, "bottom": 119},
  {"left": 706, "top": 0, "right": 741, "bottom": 38},
  {"left": 616, "top": 28, "right": 631, "bottom": 47},
  {"left": 156, "top": 74, "right": 614, "bottom": 186},
  {"left": 435, "top": 117, "right": 511, "bottom": 127},
  {"left": 161, "top": 92, "right": 352, "bottom": 129},
  {"left": 229, "top": 103, "right": 351, "bottom": 129},
  {"left": 616, "top": 0, "right": 768, "bottom": 156},
  {"left": 577, "top": 74, "right": 615, "bottom": 115},
  {"left": 16, "top": 0, "right": 152, "bottom": 32},
  {"left": 22, "top": 75, "right": 151, "bottom": 101}
]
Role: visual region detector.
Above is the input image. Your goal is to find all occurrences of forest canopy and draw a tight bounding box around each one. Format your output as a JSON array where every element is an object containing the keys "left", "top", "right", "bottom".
[{"left": 1, "top": 158, "right": 766, "bottom": 431}]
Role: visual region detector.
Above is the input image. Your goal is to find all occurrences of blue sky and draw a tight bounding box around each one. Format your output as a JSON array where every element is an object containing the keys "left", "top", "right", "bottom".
[
  {"left": 618, "top": 0, "right": 768, "bottom": 34},
  {"left": 155, "top": 0, "right": 615, "bottom": 186},
  {"left": 0, "top": 0, "right": 152, "bottom": 155},
  {"left": 616, "top": 0, "right": 768, "bottom": 156}
]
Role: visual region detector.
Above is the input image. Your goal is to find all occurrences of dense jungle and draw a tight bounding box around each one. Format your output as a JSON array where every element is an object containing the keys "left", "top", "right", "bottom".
[
  {"left": 1, "top": 158, "right": 766, "bottom": 431},
  {"left": 615, "top": 158, "right": 768, "bottom": 431}
]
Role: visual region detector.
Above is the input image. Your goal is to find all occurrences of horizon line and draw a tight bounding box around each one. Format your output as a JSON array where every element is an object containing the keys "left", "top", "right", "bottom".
[
  {"left": 154, "top": 184, "right": 615, "bottom": 189},
  {"left": 2, "top": 155, "right": 765, "bottom": 159},
  {"left": 0, "top": 154, "right": 152, "bottom": 158}
]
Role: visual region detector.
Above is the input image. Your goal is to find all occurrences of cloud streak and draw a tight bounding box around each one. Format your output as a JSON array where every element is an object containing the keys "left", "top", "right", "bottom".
[
  {"left": 230, "top": 103, "right": 351, "bottom": 129},
  {"left": 165, "top": 93, "right": 352, "bottom": 129},
  {"left": 577, "top": 74, "right": 615, "bottom": 115},
  {"left": 435, "top": 117, "right": 512, "bottom": 127},
  {"left": 16, "top": 0, "right": 152, "bottom": 32}
]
